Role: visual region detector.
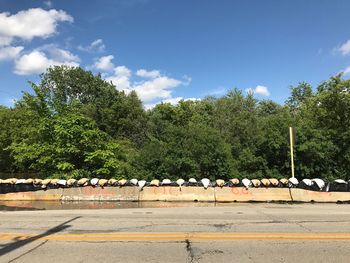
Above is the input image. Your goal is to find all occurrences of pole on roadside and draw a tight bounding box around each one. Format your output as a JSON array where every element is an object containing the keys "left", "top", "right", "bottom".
[{"left": 289, "top": 127, "right": 295, "bottom": 178}]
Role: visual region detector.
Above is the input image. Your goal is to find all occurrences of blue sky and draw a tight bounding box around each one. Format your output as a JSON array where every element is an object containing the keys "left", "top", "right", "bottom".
[{"left": 0, "top": 0, "right": 350, "bottom": 108}]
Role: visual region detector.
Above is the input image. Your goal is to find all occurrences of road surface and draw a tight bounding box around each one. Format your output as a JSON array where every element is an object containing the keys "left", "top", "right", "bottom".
[{"left": 1, "top": 203, "right": 350, "bottom": 262}]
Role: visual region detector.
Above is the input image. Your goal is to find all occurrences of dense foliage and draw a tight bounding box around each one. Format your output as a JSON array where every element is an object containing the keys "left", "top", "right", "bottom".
[{"left": 1, "top": 66, "right": 349, "bottom": 180}]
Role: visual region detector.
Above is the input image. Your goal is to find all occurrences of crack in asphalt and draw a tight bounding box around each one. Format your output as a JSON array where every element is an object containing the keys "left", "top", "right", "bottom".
[
  {"left": 256, "top": 207, "right": 315, "bottom": 232},
  {"left": 293, "top": 222, "right": 313, "bottom": 232},
  {"left": 185, "top": 239, "right": 195, "bottom": 263}
]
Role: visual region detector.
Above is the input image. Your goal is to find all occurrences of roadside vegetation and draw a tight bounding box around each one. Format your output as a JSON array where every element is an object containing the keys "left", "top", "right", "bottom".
[{"left": 0, "top": 66, "right": 349, "bottom": 180}]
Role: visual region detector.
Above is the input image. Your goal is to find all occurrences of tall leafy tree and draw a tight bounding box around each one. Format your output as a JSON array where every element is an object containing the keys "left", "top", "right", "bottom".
[
  {"left": 8, "top": 112, "right": 137, "bottom": 179},
  {"left": 286, "top": 82, "right": 313, "bottom": 114},
  {"left": 294, "top": 75, "right": 350, "bottom": 179},
  {"left": 28, "top": 66, "right": 148, "bottom": 146}
]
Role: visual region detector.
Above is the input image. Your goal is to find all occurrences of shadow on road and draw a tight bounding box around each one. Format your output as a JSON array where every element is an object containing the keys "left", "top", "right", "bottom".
[{"left": 0, "top": 216, "right": 81, "bottom": 257}]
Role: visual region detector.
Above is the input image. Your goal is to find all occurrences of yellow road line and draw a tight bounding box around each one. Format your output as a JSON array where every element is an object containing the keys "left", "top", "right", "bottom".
[
  {"left": 0, "top": 232, "right": 350, "bottom": 237},
  {"left": 0, "top": 237, "right": 350, "bottom": 241}
]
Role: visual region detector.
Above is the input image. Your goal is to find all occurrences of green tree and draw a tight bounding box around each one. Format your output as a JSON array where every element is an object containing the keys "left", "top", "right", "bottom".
[
  {"left": 28, "top": 66, "right": 148, "bottom": 146},
  {"left": 286, "top": 82, "right": 313, "bottom": 114},
  {"left": 294, "top": 75, "right": 350, "bottom": 179},
  {"left": 256, "top": 101, "right": 293, "bottom": 178},
  {"left": 8, "top": 113, "right": 136, "bottom": 178},
  {"left": 139, "top": 104, "right": 233, "bottom": 180},
  {"left": 0, "top": 104, "right": 42, "bottom": 173}
]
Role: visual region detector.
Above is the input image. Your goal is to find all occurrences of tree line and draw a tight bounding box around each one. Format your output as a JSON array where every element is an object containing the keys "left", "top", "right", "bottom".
[{"left": 0, "top": 66, "right": 349, "bottom": 180}]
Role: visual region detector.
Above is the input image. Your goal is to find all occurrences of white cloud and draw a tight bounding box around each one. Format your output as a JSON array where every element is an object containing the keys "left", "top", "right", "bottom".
[
  {"left": 338, "top": 40, "right": 350, "bottom": 56},
  {"left": 245, "top": 85, "right": 270, "bottom": 97},
  {"left": 93, "top": 55, "right": 115, "bottom": 71},
  {"left": 108, "top": 75, "right": 131, "bottom": 90},
  {"left": 15, "top": 51, "right": 49, "bottom": 75},
  {"left": 0, "top": 46, "right": 23, "bottom": 61},
  {"left": 113, "top": 65, "right": 131, "bottom": 77},
  {"left": 344, "top": 66, "right": 350, "bottom": 76},
  {"left": 91, "top": 55, "right": 187, "bottom": 103},
  {"left": 78, "top": 39, "right": 105, "bottom": 52},
  {"left": 41, "top": 44, "right": 79, "bottom": 62},
  {"left": 133, "top": 76, "right": 182, "bottom": 101},
  {"left": 143, "top": 103, "right": 157, "bottom": 110},
  {"left": 255, "top": 85, "right": 270, "bottom": 96},
  {"left": 0, "top": 8, "right": 72, "bottom": 46},
  {"left": 14, "top": 47, "right": 79, "bottom": 75},
  {"left": 136, "top": 69, "right": 161, "bottom": 78},
  {"left": 109, "top": 69, "right": 184, "bottom": 102},
  {"left": 106, "top": 66, "right": 132, "bottom": 90},
  {"left": 162, "top": 97, "right": 184, "bottom": 105},
  {"left": 0, "top": 36, "right": 12, "bottom": 46}
]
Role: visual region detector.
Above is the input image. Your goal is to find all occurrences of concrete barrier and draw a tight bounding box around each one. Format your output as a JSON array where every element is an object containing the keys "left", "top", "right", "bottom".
[
  {"left": 290, "top": 188, "right": 350, "bottom": 202},
  {"left": 0, "top": 188, "right": 63, "bottom": 201},
  {"left": 139, "top": 187, "right": 215, "bottom": 202},
  {"left": 61, "top": 186, "right": 139, "bottom": 201},
  {"left": 215, "top": 187, "right": 292, "bottom": 202},
  {"left": 1, "top": 186, "right": 350, "bottom": 202}
]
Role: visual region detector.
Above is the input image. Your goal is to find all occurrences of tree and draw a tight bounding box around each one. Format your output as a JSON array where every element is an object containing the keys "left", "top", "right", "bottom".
[
  {"left": 8, "top": 113, "right": 137, "bottom": 178},
  {"left": 294, "top": 75, "right": 350, "bottom": 179},
  {"left": 28, "top": 66, "right": 148, "bottom": 146},
  {"left": 139, "top": 105, "right": 233, "bottom": 180},
  {"left": 137, "top": 125, "right": 233, "bottom": 181},
  {"left": 256, "top": 101, "right": 293, "bottom": 178},
  {"left": 0, "top": 106, "right": 15, "bottom": 172},
  {"left": 0, "top": 105, "right": 41, "bottom": 173},
  {"left": 286, "top": 82, "right": 313, "bottom": 113}
]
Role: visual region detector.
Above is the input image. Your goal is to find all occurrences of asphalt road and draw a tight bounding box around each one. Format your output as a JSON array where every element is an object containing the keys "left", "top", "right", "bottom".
[{"left": 1, "top": 203, "right": 350, "bottom": 262}]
